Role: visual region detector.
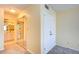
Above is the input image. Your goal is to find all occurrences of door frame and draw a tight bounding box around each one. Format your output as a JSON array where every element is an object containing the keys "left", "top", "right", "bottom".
[{"left": 41, "top": 8, "right": 56, "bottom": 54}]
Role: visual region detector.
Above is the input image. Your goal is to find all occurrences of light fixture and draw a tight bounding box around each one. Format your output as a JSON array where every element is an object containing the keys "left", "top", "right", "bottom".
[
  {"left": 4, "top": 25, "right": 7, "bottom": 31},
  {"left": 10, "top": 9, "right": 16, "bottom": 13}
]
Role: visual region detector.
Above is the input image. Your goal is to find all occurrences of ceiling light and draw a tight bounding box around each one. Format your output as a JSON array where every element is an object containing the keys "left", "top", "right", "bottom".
[{"left": 10, "top": 9, "right": 16, "bottom": 13}]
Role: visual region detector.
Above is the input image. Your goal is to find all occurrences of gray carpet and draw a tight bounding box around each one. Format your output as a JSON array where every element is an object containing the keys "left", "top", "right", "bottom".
[{"left": 48, "top": 45, "right": 79, "bottom": 54}]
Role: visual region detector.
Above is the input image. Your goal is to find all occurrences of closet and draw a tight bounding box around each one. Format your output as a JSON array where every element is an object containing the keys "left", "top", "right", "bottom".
[{"left": 41, "top": 5, "right": 56, "bottom": 53}]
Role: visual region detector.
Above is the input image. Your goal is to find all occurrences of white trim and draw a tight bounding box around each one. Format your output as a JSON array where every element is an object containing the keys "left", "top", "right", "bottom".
[
  {"left": 40, "top": 5, "right": 56, "bottom": 54},
  {"left": 57, "top": 44, "right": 79, "bottom": 52},
  {"left": 27, "top": 49, "right": 33, "bottom": 54}
]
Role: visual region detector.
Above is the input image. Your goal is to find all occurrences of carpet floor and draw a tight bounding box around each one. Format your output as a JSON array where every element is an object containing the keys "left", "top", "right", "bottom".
[{"left": 48, "top": 45, "right": 79, "bottom": 54}]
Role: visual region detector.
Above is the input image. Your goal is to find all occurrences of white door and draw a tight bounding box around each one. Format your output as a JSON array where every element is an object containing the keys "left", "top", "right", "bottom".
[
  {"left": 0, "top": 8, "right": 4, "bottom": 50},
  {"left": 42, "top": 11, "right": 56, "bottom": 53}
]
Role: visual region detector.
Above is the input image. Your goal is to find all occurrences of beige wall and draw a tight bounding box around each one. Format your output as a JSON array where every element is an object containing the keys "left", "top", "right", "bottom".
[
  {"left": 25, "top": 5, "right": 41, "bottom": 53},
  {"left": 56, "top": 8, "right": 79, "bottom": 51}
]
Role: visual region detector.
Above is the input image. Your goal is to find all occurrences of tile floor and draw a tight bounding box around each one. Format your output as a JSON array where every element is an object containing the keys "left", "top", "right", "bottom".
[{"left": 0, "top": 43, "right": 30, "bottom": 54}]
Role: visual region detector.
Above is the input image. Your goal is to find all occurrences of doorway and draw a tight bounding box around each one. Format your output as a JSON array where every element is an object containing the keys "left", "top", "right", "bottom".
[
  {"left": 4, "top": 8, "right": 27, "bottom": 54},
  {"left": 16, "top": 17, "right": 26, "bottom": 49}
]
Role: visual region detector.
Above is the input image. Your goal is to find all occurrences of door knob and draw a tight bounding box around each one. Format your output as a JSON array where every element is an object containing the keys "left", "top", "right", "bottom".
[
  {"left": 50, "top": 33, "right": 52, "bottom": 35},
  {"left": 49, "top": 30, "right": 52, "bottom": 35}
]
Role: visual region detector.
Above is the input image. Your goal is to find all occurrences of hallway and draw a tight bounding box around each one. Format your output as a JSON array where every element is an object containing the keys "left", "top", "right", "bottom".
[
  {"left": 1, "top": 7, "right": 28, "bottom": 54},
  {"left": 0, "top": 43, "right": 30, "bottom": 54},
  {"left": 0, "top": 4, "right": 43, "bottom": 54}
]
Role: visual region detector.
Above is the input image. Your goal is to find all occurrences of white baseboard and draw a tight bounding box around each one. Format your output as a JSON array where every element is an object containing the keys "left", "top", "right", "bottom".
[
  {"left": 27, "top": 49, "right": 34, "bottom": 54},
  {"left": 56, "top": 44, "right": 79, "bottom": 52}
]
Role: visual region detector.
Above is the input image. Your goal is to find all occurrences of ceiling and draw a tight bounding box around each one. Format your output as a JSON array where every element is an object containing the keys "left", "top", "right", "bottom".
[
  {"left": 0, "top": 4, "right": 79, "bottom": 12},
  {"left": 50, "top": 4, "right": 79, "bottom": 11},
  {"left": 1, "top": 4, "right": 30, "bottom": 17},
  {"left": 0, "top": 4, "right": 31, "bottom": 10}
]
